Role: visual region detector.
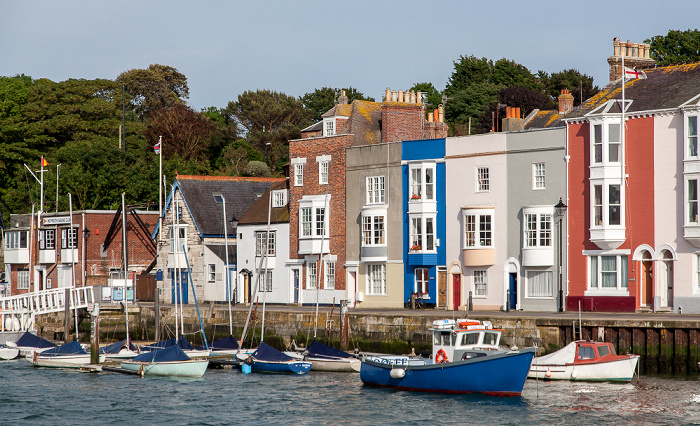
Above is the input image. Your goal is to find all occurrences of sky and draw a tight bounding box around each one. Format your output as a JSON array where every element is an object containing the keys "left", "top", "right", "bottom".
[{"left": 2, "top": 1, "right": 699, "bottom": 111}]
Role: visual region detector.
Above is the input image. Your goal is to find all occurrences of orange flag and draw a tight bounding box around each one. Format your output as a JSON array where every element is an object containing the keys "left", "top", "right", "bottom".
[{"left": 41, "top": 158, "right": 49, "bottom": 167}]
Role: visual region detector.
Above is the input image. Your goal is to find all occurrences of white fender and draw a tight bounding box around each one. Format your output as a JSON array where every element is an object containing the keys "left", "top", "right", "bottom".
[{"left": 390, "top": 368, "right": 406, "bottom": 379}]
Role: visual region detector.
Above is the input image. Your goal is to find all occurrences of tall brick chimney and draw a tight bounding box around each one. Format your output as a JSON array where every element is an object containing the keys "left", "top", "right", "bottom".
[
  {"left": 501, "top": 106, "right": 524, "bottom": 132},
  {"left": 607, "top": 38, "right": 655, "bottom": 82},
  {"left": 558, "top": 89, "right": 574, "bottom": 114},
  {"left": 338, "top": 90, "right": 348, "bottom": 105},
  {"left": 381, "top": 87, "right": 425, "bottom": 143}
]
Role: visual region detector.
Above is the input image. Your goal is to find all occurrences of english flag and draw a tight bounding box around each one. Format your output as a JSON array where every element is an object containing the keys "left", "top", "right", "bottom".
[
  {"left": 41, "top": 158, "right": 49, "bottom": 167},
  {"left": 624, "top": 67, "right": 647, "bottom": 80},
  {"left": 153, "top": 141, "right": 161, "bottom": 155}
]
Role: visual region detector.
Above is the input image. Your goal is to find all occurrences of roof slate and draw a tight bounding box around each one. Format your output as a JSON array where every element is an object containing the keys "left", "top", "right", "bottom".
[
  {"left": 341, "top": 100, "right": 382, "bottom": 146},
  {"left": 238, "top": 180, "right": 290, "bottom": 225},
  {"left": 525, "top": 110, "right": 565, "bottom": 130},
  {"left": 175, "top": 175, "right": 284, "bottom": 236}
]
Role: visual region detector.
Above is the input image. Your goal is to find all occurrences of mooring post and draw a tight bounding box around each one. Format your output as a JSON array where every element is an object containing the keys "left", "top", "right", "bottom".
[
  {"left": 64, "top": 288, "right": 71, "bottom": 342},
  {"left": 340, "top": 300, "right": 349, "bottom": 351},
  {"left": 90, "top": 304, "right": 100, "bottom": 364}
]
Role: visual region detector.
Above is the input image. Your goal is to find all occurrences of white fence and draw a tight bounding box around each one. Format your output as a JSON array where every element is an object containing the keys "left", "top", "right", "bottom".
[{"left": 0, "top": 286, "right": 95, "bottom": 332}]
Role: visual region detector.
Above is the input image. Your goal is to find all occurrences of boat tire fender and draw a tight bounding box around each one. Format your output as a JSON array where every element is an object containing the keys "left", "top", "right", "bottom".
[{"left": 436, "top": 349, "right": 448, "bottom": 364}]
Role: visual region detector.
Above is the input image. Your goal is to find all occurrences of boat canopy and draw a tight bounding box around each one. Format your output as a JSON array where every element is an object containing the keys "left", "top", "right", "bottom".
[
  {"left": 142, "top": 336, "right": 194, "bottom": 351},
  {"left": 15, "top": 332, "right": 56, "bottom": 349},
  {"left": 99, "top": 339, "right": 137, "bottom": 354},
  {"left": 40, "top": 341, "right": 87, "bottom": 356},
  {"left": 253, "top": 342, "right": 294, "bottom": 362},
  {"left": 531, "top": 341, "right": 577, "bottom": 366},
  {"left": 132, "top": 345, "right": 191, "bottom": 363},
  {"left": 306, "top": 340, "right": 351, "bottom": 359},
  {"left": 209, "top": 336, "right": 239, "bottom": 351}
]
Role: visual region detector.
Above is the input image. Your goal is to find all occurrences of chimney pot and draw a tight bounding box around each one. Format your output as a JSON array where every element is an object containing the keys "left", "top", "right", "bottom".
[{"left": 385, "top": 88, "right": 391, "bottom": 102}]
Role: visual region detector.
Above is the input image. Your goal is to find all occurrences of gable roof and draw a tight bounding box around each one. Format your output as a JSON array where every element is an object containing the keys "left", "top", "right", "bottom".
[
  {"left": 566, "top": 62, "right": 700, "bottom": 120},
  {"left": 173, "top": 175, "right": 284, "bottom": 237},
  {"left": 524, "top": 110, "right": 565, "bottom": 130},
  {"left": 342, "top": 100, "right": 383, "bottom": 146},
  {"left": 321, "top": 103, "right": 353, "bottom": 118},
  {"left": 238, "top": 180, "right": 290, "bottom": 225}
]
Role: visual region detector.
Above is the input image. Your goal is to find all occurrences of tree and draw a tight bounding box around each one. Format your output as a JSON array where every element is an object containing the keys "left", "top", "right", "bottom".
[
  {"left": 476, "top": 86, "right": 554, "bottom": 134},
  {"left": 491, "top": 59, "right": 541, "bottom": 91},
  {"left": 444, "top": 83, "right": 500, "bottom": 135},
  {"left": 538, "top": 69, "right": 598, "bottom": 106},
  {"left": 300, "top": 87, "right": 374, "bottom": 122},
  {"left": 116, "top": 64, "right": 189, "bottom": 120},
  {"left": 445, "top": 55, "right": 493, "bottom": 95},
  {"left": 646, "top": 29, "right": 700, "bottom": 66},
  {"left": 224, "top": 90, "right": 308, "bottom": 172},
  {"left": 143, "top": 104, "right": 217, "bottom": 161}
]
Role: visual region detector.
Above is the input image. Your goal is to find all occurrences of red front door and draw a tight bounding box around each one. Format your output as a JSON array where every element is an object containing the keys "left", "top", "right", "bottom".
[{"left": 453, "top": 274, "right": 461, "bottom": 310}]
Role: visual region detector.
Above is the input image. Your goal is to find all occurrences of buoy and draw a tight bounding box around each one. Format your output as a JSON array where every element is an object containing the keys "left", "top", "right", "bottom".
[
  {"left": 436, "top": 349, "right": 448, "bottom": 364},
  {"left": 242, "top": 363, "right": 252, "bottom": 374},
  {"left": 545, "top": 369, "right": 552, "bottom": 378},
  {"left": 390, "top": 368, "right": 406, "bottom": 379}
]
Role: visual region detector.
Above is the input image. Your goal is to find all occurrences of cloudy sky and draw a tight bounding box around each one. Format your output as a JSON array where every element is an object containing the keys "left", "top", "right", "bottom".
[{"left": 2, "top": 1, "right": 698, "bottom": 110}]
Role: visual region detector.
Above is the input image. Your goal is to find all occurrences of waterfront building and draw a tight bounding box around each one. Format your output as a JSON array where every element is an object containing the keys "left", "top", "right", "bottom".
[
  {"left": 236, "top": 180, "right": 293, "bottom": 304},
  {"left": 153, "top": 175, "right": 282, "bottom": 305},
  {"left": 3, "top": 209, "right": 158, "bottom": 299},
  {"left": 562, "top": 39, "right": 700, "bottom": 313}
]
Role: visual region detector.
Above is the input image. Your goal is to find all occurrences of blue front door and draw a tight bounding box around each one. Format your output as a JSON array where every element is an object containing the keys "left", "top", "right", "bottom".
[
  {"left": 171, "top": 270, "right": 189, "bottom": 304},
  {"left": 509, "top": 273, "right": 517, "bottom": 309}
]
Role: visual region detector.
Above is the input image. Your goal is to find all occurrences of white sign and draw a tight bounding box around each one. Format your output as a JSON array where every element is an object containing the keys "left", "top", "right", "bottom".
[{"left": 43, "top": 216, "right": 71, "bottom": 225}]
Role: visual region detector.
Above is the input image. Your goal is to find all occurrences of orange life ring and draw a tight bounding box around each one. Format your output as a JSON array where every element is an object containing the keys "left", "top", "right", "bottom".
[{"left": 436, "top": 349, "right": 448, "bottom": 364}]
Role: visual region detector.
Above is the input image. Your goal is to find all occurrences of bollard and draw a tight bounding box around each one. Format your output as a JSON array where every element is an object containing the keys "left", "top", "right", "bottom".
[
  {"left": 506, "top": 290, "right": 510, "bottom": 312},
  {"left": 90, "top": 304, "right": 100, "bottom": 365},
  {"left": 468, "top": 291, "right": 473, "bottom": 312}
]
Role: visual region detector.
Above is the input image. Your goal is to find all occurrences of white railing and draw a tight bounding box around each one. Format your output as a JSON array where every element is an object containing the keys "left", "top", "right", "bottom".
[{"left": 0, "top": 286, "right": 95, "bottom": 332}]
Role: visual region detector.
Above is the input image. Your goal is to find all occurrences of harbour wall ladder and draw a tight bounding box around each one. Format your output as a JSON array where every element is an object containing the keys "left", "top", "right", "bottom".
[{"left": 0, "top": 286, "right": 95, "bottom": 332}]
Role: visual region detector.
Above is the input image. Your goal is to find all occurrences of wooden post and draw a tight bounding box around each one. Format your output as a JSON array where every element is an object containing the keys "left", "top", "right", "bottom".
[
  {"left": 64, "top": 288, "right": 71, "bottom": 342},
  {"left": 340, "top": 300, "right": 349, "bottom": 351},
  {"left": 90, "top": 304, "right": 100, "bottom": 364},
  {"left": 154, "top": 287, "right": 160, "bottom": 342}
]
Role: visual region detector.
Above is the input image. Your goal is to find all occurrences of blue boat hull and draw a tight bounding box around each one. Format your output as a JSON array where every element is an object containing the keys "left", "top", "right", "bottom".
[
  {"left": 360, "top": 348, "right": 535, "bottom": 396},
  {"left": 252, "top": 360, "right": 312, "bottom": 374}
]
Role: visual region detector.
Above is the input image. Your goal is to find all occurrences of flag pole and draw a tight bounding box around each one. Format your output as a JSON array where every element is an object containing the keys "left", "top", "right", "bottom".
[
  {"left": 158, "top": 136, "right": 163, "bottom": 247},
  {"left": 621, "top": 41, "right": 626, "bottom": 197}
]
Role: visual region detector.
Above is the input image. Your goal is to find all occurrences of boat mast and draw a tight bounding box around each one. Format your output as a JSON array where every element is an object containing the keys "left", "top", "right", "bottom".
[
  {"left": 172, "top": 197, "right": 179, "bottom": 341},
  {"left": 222, "top": 196, "right": 232, "bottom": 336},
  {"left": 69, "top": 194, "right": 78, "bottom": 340},
  {"left": 176, "top": 198, "right": 185, "bottom": 337},
  {"left": 313, "top": 194, "right": 329, "bottom": 339},
  {"left": 260, "top": 191, "right": 273, "bottom": 343},
  {"left": 121, "top": 193, "right": 130, "bottom": 345}
]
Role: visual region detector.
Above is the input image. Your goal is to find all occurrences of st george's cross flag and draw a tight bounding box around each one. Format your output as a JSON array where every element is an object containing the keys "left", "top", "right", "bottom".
[{"left": 624, "top": 67, "right": 647, "bottom": 80}]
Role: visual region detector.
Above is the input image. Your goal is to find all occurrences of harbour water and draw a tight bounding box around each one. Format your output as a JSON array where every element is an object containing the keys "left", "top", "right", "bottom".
[{"left": 3, "top": 359, "right": 700, "bottom": 425}]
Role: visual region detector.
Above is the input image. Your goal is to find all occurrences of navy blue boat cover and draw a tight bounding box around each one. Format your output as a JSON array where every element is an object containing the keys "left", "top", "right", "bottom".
[
  {"left": 99, "top": 339, "right": 137, "bottom": 354},
  {"left": 40, "top": 341, "right": 87, "bottom": 356},
  {"left": 15, "top": 331, "right": 56, "bottom": 349},
  {"left": 142, "top": 336, "right": 194, "bottom": 351},
  {"left": 306, "top": 340, "right": 351, "bottom": 359},
  {"left": 209, "top": 336, "right": 239, "bottom": 351},
  {"left": 131, "top": 345, "right": 190, "bottom": 362},
  {"left": 253, "top": 342, "right": 293, "bottom": 362}
]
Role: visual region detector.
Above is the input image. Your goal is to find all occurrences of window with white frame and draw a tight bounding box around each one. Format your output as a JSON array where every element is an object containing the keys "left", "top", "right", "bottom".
[
  {"left": 589, "top": 255, "right": 628, "bottom": 290},
  {"left": 272, "top": 190, "right": 288, "bottom": 208},
  {"left": 464, "top": 209, "right": 493, "bottom": 248},
  {"left": 608, "top": 123, "right": 620, "bottom": 163},
  {"left": 294, "top": 163, "right": 304, "bottom": 186},
  {"left": 362, "top": 215, "right": 385, "bottom": 245},
  {"left": 696, "top": 253, "right": 700, "bottom": 288},
  {"left": 301, "top": 207, "right": 312, "bottom": 237},
  {"left": 690, "top": 179, "right": 699, "bottom": 224},
  {"left": 526, "top": 270, "right": 553, "bottom": 297},
  {"left": 307, "top": 262, "right": 317, "bottom": 289},
  {"left": 258, "top": 270, "right": 272, "bottom": 292},
  {"left": 255, "top": 231, "right": 276, "bottom": 256},
  {"left": 367, "top": 176, "right": 385, "bottom": 204},
  {"left": 533, "top": 163, "right": 545, "bottom": 189},
  {"left": 524, "top": 213, "right": 552, "bottom": 248},
  {"left": 325, "top": 261, "right": 335, "bottom": 289},
  {"left": 39, "top": 229, "right": 55, "bottom": 250},
  {"left": 315, "top": 208, "right": 326, "bottom": 236},
  {"left": 61, "top": 227, "right": 78, "bottom": 249},
  {"left": 17, "top": 270, "right": 29, "bottom": 290},
  {"left": 688, "top": 115, "right": 698, "bottom": 158},
  {"left": 474, "top": 270, "right": 487, "bottom": 296},
  {"left": 5, "top": 230, "right": 28, "bottom": 249},
  {"left": 208, "top": 264, "right": 216, "bottom": 282},
  {"left": 299, "top": 196, "right": 330, "bottom": 239},
  {"left": 477, "top": 167, "right": 490, "bottom": 192},
  {"left": 591, "top": 183, "right": 621, "bottom": 227},
  {"left": 324, "top": 119, "right": 335, "bottom": 136},
  {"left": 319, "top": 160, "right": 329, "bottom": 185},
  {"left": 366, "top": 263, "right": 386, "bottom": 295},
  {"left": 409, "top": 216, "right": 436, "bottom": 252},
  {"left": 409, "top": 163, "right": 435, "bottom": 201},
  {"left": 415, "top": 268, "right": 429, "bottom": 295},
  {"left": 593, "top": 124, "right": 603, "bottom": 163},
  {"left": 591, "top": 121, "right": 622, "bottom": 164},
  {"left": 169, "top": 226, "right": 187, "bottom": 253}
]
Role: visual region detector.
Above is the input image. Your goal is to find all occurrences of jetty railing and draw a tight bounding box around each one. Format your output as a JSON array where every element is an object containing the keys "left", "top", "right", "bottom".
[{"left": 0, "top": 286, "right": 94, "bottom": 332}]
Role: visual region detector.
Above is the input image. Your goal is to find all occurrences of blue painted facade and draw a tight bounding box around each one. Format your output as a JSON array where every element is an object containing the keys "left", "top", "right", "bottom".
[{"left": 402, "top": 139, "right": 446, "bottom": 305}]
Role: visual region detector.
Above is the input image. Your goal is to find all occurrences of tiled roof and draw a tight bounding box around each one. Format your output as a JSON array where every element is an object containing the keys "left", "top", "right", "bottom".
[
  {"left": 343, "top": 100, "right": 382, "bottom": 146},
  {"left": 175, "top": 175, "right": 284, "bottom": 236},
  {"left": 321, "top": 104, "right": 353, "bottom": 118},
  {"left": 567, "top": 62, "right": 700, "bottom": 119},
  {"left": 525, "top": 110, "right": 565, "bottom": 130},
  {"left": 238, "top": 180, "right": 290, "bottom": 225}
]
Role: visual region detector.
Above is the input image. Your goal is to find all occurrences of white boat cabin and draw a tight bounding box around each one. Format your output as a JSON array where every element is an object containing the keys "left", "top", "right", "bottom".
[{"left": 429, "top": 319, "right": 503, "bottom": 363}]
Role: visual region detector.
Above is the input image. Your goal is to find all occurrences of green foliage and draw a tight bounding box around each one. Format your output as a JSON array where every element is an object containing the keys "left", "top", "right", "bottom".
[
  {"left": 444, "top": 83, "right": 500, "bottom": 135},
  {"left": 492, "top": 59, "right": 541, "bottom": 90},
  {"left": 475, "top": 86, "right": 554, "bottom": 134},
  {"left": 116, "top": 64, "right": 189, "bottom": 121},
  {"left": 300, "top": 86, "right": 374, "bottom": 122},
  {"left": 445, "top": 55, "right": 493, "bottom": 95},
  {"left": 538, "top": 69, "right": 598, "bottom": 105},
  {"left": 0, "top": 74, "right": 34, "bottom": 118},
  {"left": 645, "top": 29, "right": 700, "bottom": 66},
  {"left": 409, "top": 82, "right": 442, "bottom": 109},
  {"left": 244, "top": 160, "right": 271, "bottom": 177},
  {"left": 143, "top": 104, "right": 216, "bottom": 161}
]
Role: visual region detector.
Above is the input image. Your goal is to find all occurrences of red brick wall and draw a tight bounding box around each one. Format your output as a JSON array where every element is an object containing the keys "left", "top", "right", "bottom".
[{"left": 381, "top": 102, "right": 424, "bottom": 143}]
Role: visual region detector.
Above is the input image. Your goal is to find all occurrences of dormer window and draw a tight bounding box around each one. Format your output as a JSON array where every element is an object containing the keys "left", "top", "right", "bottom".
[
  {"left": 272, "top": 190, "right": 288, "bottom": 208},
  {"left": 323, "top": 118, "right": 335, "bottom": 136}
]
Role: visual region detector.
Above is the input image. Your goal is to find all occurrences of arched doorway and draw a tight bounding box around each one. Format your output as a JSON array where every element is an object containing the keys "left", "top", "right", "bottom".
[
  {"left": 641, "top": 251, "right": 653, "bottom": 307},
  {"left": 448, "top": 262, "right": 462, "bottom": 310},
  {"left": 658, "top": 249, "right": 675, "bottom": 309}
]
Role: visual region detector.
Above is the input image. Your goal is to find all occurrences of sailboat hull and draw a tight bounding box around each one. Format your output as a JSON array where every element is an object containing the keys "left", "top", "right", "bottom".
[
  {"left": 252, "top": 360, "right": 312, "bottom": 374},
  {"left": 121, "top": 359, "right": 209, "bottom": 377}
]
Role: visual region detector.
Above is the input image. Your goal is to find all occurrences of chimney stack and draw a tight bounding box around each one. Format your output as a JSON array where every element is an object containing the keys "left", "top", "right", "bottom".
[
  {"left": 608, "top": 38, "right": 655, "bottom": 82},
  {"left": 338, "top": 90, "right": 348, "bottom": 105},
  {"left": 558, "top": 89, "right": 574, "bottom": 114}
]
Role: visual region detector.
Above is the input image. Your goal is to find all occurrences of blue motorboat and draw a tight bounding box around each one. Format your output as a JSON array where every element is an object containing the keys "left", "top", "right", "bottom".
[
  {"left": 248, "top": 342, "right": 311, "bottom": 374},
  {"left": 360, "top": 319, "right": 535, "bottom": 395}
]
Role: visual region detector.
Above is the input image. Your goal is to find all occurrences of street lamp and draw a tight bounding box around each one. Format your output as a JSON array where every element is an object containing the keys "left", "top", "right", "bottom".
[
  {"left": 265, "top": 142, "right": 272, "bottom": 167},
  {"left": 555, "top": 198, "right": 567, "bottom": 312}
]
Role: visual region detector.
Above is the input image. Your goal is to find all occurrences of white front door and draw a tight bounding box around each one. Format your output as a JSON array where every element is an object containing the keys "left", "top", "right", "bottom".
[{"left": 58, "top": 265, "right": 72, "bottom": 288}]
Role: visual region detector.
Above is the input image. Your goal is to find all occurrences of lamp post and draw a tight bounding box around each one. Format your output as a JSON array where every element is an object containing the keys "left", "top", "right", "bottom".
[
  {"left": 265, "top": 142, "right": 272, "bottom": 167},
  {"left": 555, "top": 197, "right": 568, "bottom": 312}
]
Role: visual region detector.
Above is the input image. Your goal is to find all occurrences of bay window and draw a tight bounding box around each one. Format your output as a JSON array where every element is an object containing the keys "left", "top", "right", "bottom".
[
  {"left": 464, "top": 210, "right": 493, "bottom": 249},
  {"left": 5, "top": 230, "right": 28, "bottom": 249},
  {"left": 524, "top": 213, "right": 551, "bottom": 248},
  {"left": 591, "top": 183, "right": 622, "bottom": 227},
  {"left": 362, "top": 215, "right": 385, "bottom": 245},
  {"left": 255, "top": 231, "right": 276, "bottom": 256},
  {"left": 409, "top": 216, "right": 436, "bottom": 252},
  {"left": 409, "top": 163, "right": 435, "bottom": 201}
]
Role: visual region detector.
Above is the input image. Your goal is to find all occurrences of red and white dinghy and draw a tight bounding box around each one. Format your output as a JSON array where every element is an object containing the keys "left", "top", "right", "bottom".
[{"left": 528, "top": 341, "right": 639, "bottom": 382}]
